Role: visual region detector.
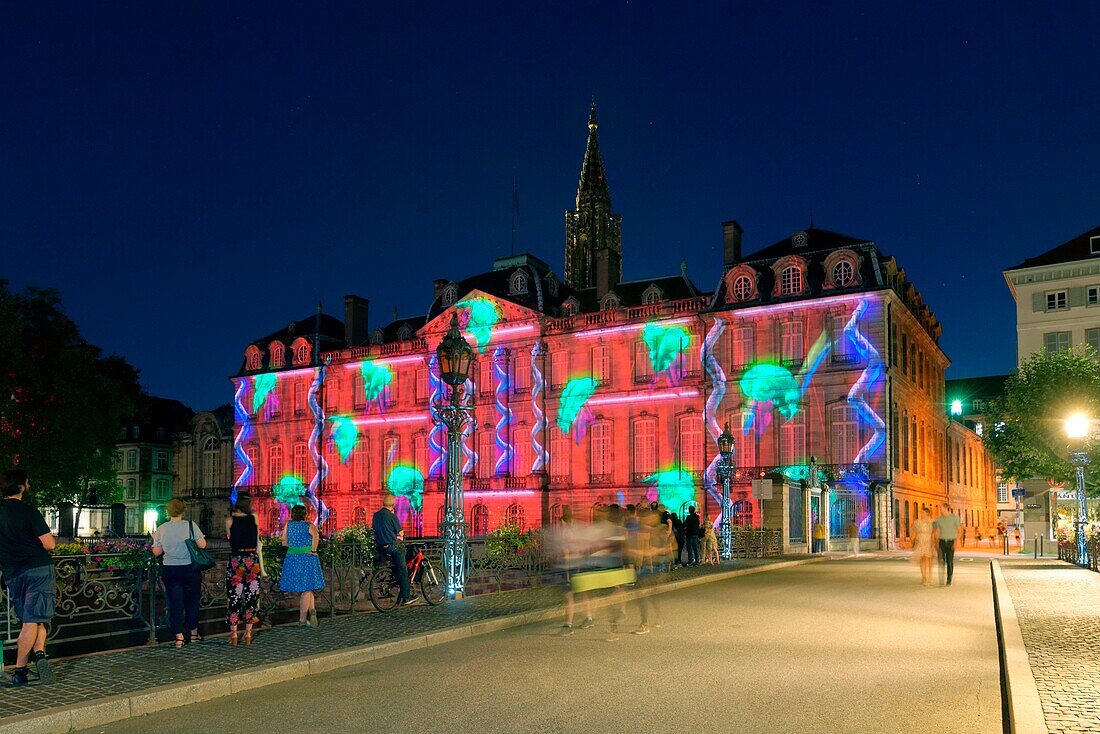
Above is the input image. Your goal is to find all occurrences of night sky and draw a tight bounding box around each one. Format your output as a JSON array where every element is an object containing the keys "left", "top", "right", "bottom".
[{"left": 4, "top": 2, "right": 1099, "bottom": 412}]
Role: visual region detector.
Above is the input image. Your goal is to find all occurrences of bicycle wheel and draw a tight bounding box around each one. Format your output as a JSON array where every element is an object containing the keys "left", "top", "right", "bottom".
[
  {"left": 419, "top": 561, "right": 446, "bottom": 605},
  {"left": 368, "top": 567, "right": 400, "bottom": 612}
]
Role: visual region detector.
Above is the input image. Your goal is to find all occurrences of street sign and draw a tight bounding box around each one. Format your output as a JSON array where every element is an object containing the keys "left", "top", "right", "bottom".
[
  {"left": 1025, "top": 503, "right": 1041, "bottom": 509},
  {"left": 1011, "top": 488, "right": 1025, "bottom": 499}
]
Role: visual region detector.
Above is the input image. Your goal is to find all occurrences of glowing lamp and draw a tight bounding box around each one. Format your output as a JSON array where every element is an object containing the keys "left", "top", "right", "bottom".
[
  {"left": 143, "top": 509, "right": 160, "bottom": 534},
  {"left": 949, "top": 400, "right": 962, "bottom": 417},
  {"left": 1065, "top": 413, "right": 1090, "bottom": 440},
  {"left": 717, "top": 421, "right": 734, "bottom": 461},
  {"left": 437, "top": 312, "right": 474, "bottom": 387}
]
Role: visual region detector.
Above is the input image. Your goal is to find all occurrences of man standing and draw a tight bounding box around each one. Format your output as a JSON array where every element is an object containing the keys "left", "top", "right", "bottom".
[
  {"left": 847, "top": 520, "right": 860, "bottom": 556},
  {"left": 933, "top": 505, "right": 961, "bottom": 586},
  {"left": 371, "top": 494, "right": 419, "bottom": 606},
  {"left": 683, "top": 505, "right": 701, "bottom": 566},
  {"left": 0, "top": 469, "right": 57, "bottom": 686},
  {"left": 669, "top": 511, "right": 685, "bottom": 567}
]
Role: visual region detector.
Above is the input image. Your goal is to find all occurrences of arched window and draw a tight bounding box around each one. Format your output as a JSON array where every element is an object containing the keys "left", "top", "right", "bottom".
[
  {"left": 832, "top": 260, "right": 855, "bottom": 287},
  {"left": 354, "top": 505, "right": 367, "bottom": 526},
  {"left": 202, "top": 437, "right": 219, "bottom": 489},
  {"left": 504, "top": 503, "right": 525, "bottom": 531},
  {"left": 510, "top": 271, "right": 529, "bottom": 295},
  {"left": 246, "top": 347, "right": 262, "bottom": 371},
  {"left": 471, "top": 504, "right": 489, "bottom": 535},
  {"left": 600, "top": 293, "right": 620, "bottom": 311},
  {"left": 294, "top": 342, "right": 310, "bottom": 365},
  {"left": 642, "top": 286, "right": 662, "bottom": 304},
  {"left": 549, "top": 503, "right": 564, "bottom": 525},
  {"left": 779, "top": 266, "right": 802, "bottom": 295},
  {"left": 269, "top": 342, "right": 285, "bottom": 368},
  {"left": 732, "top": 275, "right": 753, "bottom": 302},
  {"left": 561, "top": 299, "right": 578, "bottom": 316},
  {"left": 397, "top": 324, "right": 412, "bottom": 340}
]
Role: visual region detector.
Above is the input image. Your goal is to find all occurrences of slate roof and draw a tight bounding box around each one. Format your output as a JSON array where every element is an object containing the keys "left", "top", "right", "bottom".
[
  {"left": 425, "top": 253, "right": 577, "bottom": 321},
  {"left": 119, "top": 396, "right": 195, "bottom": 444},
  {"left": 239, "top": 313, "right": 347, "bottom": 374},
  {"left": 740, "top": 227, "right": 873, "bottom": 262},
  {"left": 371, "top": 315, "right": 428, "bottom": 343},
  {"left": 570, "top": 272, "right": 705, "bottom": 311},
  {"left": 1006, "top": 224, "right": 1100, "bottom": 271}
]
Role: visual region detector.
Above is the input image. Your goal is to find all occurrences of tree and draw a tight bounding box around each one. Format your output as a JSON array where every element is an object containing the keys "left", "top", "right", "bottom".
[
  {"left": 984, "top": 345, "right": 1100, "bottom": 494},
  {"left": 0, "top": 280, "right": 143, "bottom": 508}
]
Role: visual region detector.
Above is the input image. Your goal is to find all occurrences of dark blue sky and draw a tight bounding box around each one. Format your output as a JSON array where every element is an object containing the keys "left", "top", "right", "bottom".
[{"left": 4, "top": 2, "right": 1099, "bottom": 411}]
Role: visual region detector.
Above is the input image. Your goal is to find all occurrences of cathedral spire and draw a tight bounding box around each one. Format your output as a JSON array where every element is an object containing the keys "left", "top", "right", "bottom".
[
  {"left": 564, "top": 103, "right": 622, "bottom": 293},
  {"left": 576, "top": 101, "right": 611, "bottom": 209}
]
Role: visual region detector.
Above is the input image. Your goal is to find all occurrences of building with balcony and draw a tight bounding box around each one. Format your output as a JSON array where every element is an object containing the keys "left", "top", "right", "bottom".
[{"left": 116, "top": 396, "right": 194, "bottom": 534}]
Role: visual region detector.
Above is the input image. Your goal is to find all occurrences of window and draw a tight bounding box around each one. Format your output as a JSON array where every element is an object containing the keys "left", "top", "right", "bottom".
[
  {"left": 1092, "top": 236, "right": 1100, "bottom": 255},
  {"left": 679, "top": 415, "right": 703, "bottom": 472},
  {"left": 732, "top": 275, "right": 753, "bottom": 302},
  {"left": 1088, "top": 328, "right": 1100, "bottom": 353},
  {"left": 504, "top": 503, "right": 526, "bottom": 530},
  {"left": 642, "top": 286, "right": 662, "bottom": 304},
  {"left": 325, "top": 376, "right": 340, "bottom": 411},
  {"left": 512, "top": 427, "right": 531, "bottom": 476},
  {"left": 416, "top": 368, "right": 430, "bottom": 402},
  {"left": 832, "top": 260, "right": 855, "bottom": 287},
  {"left": 780, "top": 321, "right": 805, "bottom": 364},
  {"left": 634, "top": 341, "right": 653, "bottom": 382},
  {"left": 354, "top": 438, "right": 371, "bottom": 484},
  {"left": 246, "top": 446, "right": 259, "bottom": 485},
  {"left": 997, "top": 483, "right": 1009, "bottom": 504},
  {"left": 382, "top": 436, "right": 398, "bottom": 473},
  {"left": 551, "top": 352, "right": 568, "bottom": 388},
  {"left": 156, "top": 451, "right": 169, "bottom": 472},
  {"left": 270, "top": 342, "right": 285, "bottom": 368},
  {"left": 133, "top": 425, "right": 140, "bottom": 439},
  {"left": 294, "top": 342, "right": 310, "bottom": 365},
  {"left": 590, "top": 422, "right": 612, "bottom": 479},
  {"left": 730, "top": 326, "right": 754, "bottom": 368},
  {"left": 471, "top": 504, "right": 489, "bottom": 535},
  {"left": 441, "top": 285, "right": 458, "bottom": 307},
  {"left": 779, "top": 266, "right": 802, "bottom": 295},
  {"left": 550, "top": 434, "right": 570, "bottom": 480},
  {"left": 633, "top": 419, "right": 657, "bottom": 479},
  {"left": 513, "top": 354, "right": 530, "bottom": 393},
  {"left": 780, "top": 414, "right": 805, "bottom": 466},
  {"left": 246, "top": 347, "right": 262, "bottom": 371},
  {"left": 155, "top": 427, "right": 166, "bottom": 440},
  {"left": 1046, "top": 290, "right": 1067, "bottom": 311},
  {"left": 154, "top": 478, "right": 169, "bottom": 501},
  {"left": 1089, "top": 286, "right": 1100, "bottom": 306},
  {"left": 293, "top": 443, "right": 308, "bottom": 478},
  {"left": 1044, "top": 331, "right": 1071, "bottom": 354},
  {"left": 477, "top": 431, "right": 494, "bottom": 479},
  {"left": 831, "top": 406, "right": 860, "bottom": 465},
  {"left": 509, "top": 271, "right": 529, "bottom": 295},
  {"left": 600, "top": 293, "right": 619, "bottom": 311},
  {"left": 735, "top": 409, "right": 756, "bottom": 466},
  {"left": 593, "top": 346, "right": 610, "bottom": 384},
  {"left": 125, "top": 478, "right": 137, "bottom": 500},
  {"left": 397, "top": 324, "right": 412, "bottom": 340},
  {"left": 414, "top": 434, "right": 428, "bottom": 475},
  {"left": 561, "top": 299, "right": 578, "bottom": 316},
  {"left": 126, "top": 449, "right": 138, "bottom": 471},
  {"left": 268, "top": 446, "right": 283, "bottom": 484},
  {"left": 352, "top": 374, "right": 365, "bottom": 408},
  {"left": 832, "top": 315, "right": 852, "bottom": 361}
]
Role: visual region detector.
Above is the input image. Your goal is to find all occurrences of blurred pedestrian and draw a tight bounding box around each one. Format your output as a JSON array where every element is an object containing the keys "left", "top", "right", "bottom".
[
  {"left": 553, "top": 506, "right": 594, "bottom": 636},
  {"left": 933, "top": 505, "right": 961, "bottom": 587},
  {"left": 152, "top": 497, "right": 207, "bottom": 647},
  {"left": 225, "top": 495, "right": 263, "bottom": 646},
  {"left": 701, "top": 515, "right": 719, "bottom": 564},
  {"left": 279, "top": 504, "right": 324, "bottom": 627},
  {"left": 812, "top": 520, "right": 826, "bottom": 553},
  {"left": 1, "top": 469, "right": 56, "bottom": 686},
  {"left": 1014, "top": 526, "right": 1021, "bottom": 547},
  {"left": 684, "top": 505, "right": 701, "bottom": 566},
  {"left": 847, "top": 520, "right": 859, "bottom": 556},
  {"left": 911, "top": 507, "right": 935, "bottom": 586}
]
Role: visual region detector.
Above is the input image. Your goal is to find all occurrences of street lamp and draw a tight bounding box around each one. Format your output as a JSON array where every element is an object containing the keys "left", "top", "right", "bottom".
[
  {"left": 1064, "top": 413, "right": 1090, "bottom": 567},
  {"left": 436, "top": 312, "right": 475, "bottom": 598},
  {"left": 716, "top": 421, "right": 735, "bottom": 560}
]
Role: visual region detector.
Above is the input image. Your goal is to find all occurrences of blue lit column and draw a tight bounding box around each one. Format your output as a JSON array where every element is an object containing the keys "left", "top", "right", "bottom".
[{"left": 716, "top": 422, "right": 735, "bottom": 560}]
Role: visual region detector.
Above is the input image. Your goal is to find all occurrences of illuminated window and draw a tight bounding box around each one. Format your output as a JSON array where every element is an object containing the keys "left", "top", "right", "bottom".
[
  {"left": 550, "top": 434, "right": 570, "bottom": 480},
  {"left": 270, "top": 342, "right": 285, "bottom": 368},
  {"left": 633, "top": 419, "right": 657, "bottom": 479},
  {"left": 513, "top": 354, "right": 530, "bottom": 392},
  {"left": 154, "top": 478, "right": 169, "bottom": 500},
  {"left": 294, "top": 342, "right": 310, "bottom": 365},
  {"left": 735, "top": 409, "right": 756, "bottom": 466},
  {"left": 414, "top": 434, "right": 428, "bottom": 474},
  {"left": 550, "top": 352, "right": 568, "bottom": 388},
  {"left": 549, "top": 503, "right": 564, "bottom": 525},
  {"left": 780, "top": 414, "right": 805, "bottom": 466},
  {"left": 471, "top": 504, "right": 489, "bottom": 535},
  {"left": 246, "top": 347, "right": 262, "bottom": 371},
  {"left": 832, "top": 261, "right": 854, "bottom": 287},
  {"left": 780, "top": 266, "right": 802, "bottom": 295},
  {"left": 441, "top": 284, "right": 458, "bottom": 307},
  {"left": 1046, "top": 290, "right": 1067, "bottom": 311},
  {"left": 325, "top": 376, "right": 340, "bottom": 411},
  {"left": 505, "top": 503, "right": 525, "bottom": 530},
  {"left": 732, "top": 275, "right": 753, "bottom": 302},
  {"left": 415, "top": 368, "right": 429, "bottom": 402},
  {"left": 477, "top": 431, "right": 494, "bottom": 479},
  {"left": 831, "top": 406, "right": 860, "bottom": 465},
  {"left": 246, "top": 446, "right": 259, "bottom": 485},
  {"left": 294, "top": 381, "right": 306, "bottom": 413},
  {"left": 382, "top": 436, "right": 398, "bottom": 472},
  {"left": 678, "top": 414, "right": 703, "bottom": 472},
  {"left": 593, "top": 346, "right": 611, "bottom": 384},
  {"left": 268, "top": 446, "right": 283, "bottom": 484},
  {"left": 512, "top": 428, "right": 530, "bottom": 476},
  {"left": 354, "top": 439, "right": 370, "bottom": 484},
  {"left": 780, "top": 320, "right": 805, "bottom": 364},
  {"left": 509, "top": 271, "right": 529, "bottom": 295},
  {"left": 352, "top": 374, "right": 365, "bottom": 408},
  {"left": 561, "top": 299, "right": 578, "bottom": 316},
  {"left": 479, "top": 359, "right": 493, "bottom": 396},
  {"left": 634, "top": 341, "right": 653, "bottom": 382},
  {"left": 832, "top": 315, "right": 852, "bottom": 361},
  {"left": 293, "top": 443, "right": 308, "bottom": 478},
  {"left": 590, "top": 422, "right": 612, "bottom": 479},
  {"left": 730, "top": 326, "right": 754, "bottom": 368}
]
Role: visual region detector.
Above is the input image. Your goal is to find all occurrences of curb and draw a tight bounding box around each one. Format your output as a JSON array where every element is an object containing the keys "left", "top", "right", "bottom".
[
  {"left": 0, "top": 557, "right": 821, "bottom": 734},
  {"left": 990, "top": 560, "right": 1048, "bottom": 734}
]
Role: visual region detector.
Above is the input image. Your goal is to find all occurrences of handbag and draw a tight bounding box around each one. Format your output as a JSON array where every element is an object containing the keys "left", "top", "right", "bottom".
[{"left": 186, "top": 521, "right": 216, "bottom": 573}]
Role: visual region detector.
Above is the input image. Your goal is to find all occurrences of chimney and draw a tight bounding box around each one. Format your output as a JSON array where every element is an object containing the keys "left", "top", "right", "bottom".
[
  {"left": 433, "top": 279, "right": 448, "bottom": 299},
  {"left": 722, "top": 220, "right": 744, "bottom": 272},
  {"left": 343, "top": 295, "right": 370, "bottom": 347},
  {"left": 595, "top": 248, "right": 621, "bottom": 299}
]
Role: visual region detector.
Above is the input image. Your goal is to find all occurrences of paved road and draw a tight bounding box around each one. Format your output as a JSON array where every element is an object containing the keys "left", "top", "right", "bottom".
[{"left": 81, "top": 557, "right": 1001, "bottom": 734}]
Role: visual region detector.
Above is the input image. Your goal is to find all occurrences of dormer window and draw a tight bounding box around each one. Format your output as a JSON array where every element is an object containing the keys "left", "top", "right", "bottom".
[
  {"left": 546, "top": 272, "right": 559, "bottom": 297},
  {"left": 291, "top": 338, "right": 311, "bottom": 366},
  {"left": 397, "top": 324, "right": 412, "bottom": 340},
  {"left": 642, "top": 285, "right": 662, "bottom": 305},
  {"left": 245, "top": 346, "right": 262, "bottom": 371},
  {"left": 780, "top": 266, "right": 803, "bottom": 295},
  {"left": 832, "top": 261, "right": 854, "bottom": 287},
  {"left": 822, "top": 249, "right": 862, "bottom": 291},
  {"left": 561, "top": 299, "right": 578, "bottom": 316},
  {"left": 269, "top": 341, "right": 285, "bottom": 368},
  {"left": 441, "top": 284, "right": 458, "bottom": 307},
  {"left": 370, "top": 329, "right": 384, "bottom": 345},
  {"left": 733, "top": 276, "right": 753, "bottom": 302},
  {"left": 1092, "top": 236, "right": 1100, "bottom": 256},
  {"left": 600, "top": 293, "right": 620, "bottom": 311},
  {"left": 509, "top": 271, "right": 529, "bottom": 295}
]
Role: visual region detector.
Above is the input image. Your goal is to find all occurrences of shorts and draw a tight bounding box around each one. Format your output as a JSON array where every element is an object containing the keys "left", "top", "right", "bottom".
[{"left": 7, "top": 565, "right": 56, "bottom": 624}]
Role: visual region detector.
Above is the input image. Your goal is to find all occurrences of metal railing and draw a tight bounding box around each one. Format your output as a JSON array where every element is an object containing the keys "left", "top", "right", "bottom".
[{"left": 1058, "top": 538, "right": 1100, "bottom": 572}]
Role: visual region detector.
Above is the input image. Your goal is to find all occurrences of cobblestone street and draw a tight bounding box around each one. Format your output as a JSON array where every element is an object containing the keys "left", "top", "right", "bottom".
[{"left": 1002, "top": 560, "right": 1100, "bottom": 734}]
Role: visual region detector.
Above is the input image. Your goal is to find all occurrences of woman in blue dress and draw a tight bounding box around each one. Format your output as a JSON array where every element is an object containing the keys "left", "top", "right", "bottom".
[{"left": 278, "top": 505, "right": 325, "bottom": 627}]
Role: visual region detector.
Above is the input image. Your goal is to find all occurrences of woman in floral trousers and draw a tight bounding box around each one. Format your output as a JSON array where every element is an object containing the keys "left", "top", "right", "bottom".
[{"left": 225, "top": 495, "right": 264, "bottom": 645}]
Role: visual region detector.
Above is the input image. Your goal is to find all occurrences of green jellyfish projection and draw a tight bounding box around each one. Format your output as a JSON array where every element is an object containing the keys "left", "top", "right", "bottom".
[
  {"left": 642, "top": 467, "right": 697, "bottom": 513},
  {"left": 252, "top": 373, "right": 278, "bottom": 413},
  {"left": 329, "top": 416, "right": 359, "bottom": 463},
  {"left": 642, "top": 323, "right": 691, "bottom": 375},
  {"left": 740, "top": 332, "right": 832, "bottom": 434},
  {"left": 455, "top": 297, "right": 501, "bottom": 353},
  {"left": 385, "top": 465, "right": 425, "bottom": 512},
  {"left": 359, "top": 359, "right": 393, "bottom": 402},
  {"left": 273, "top": 474, "right": 307, "bottom": 508},
  {"left": 556, "top": 377, "right": 599, "bottom": 437}
]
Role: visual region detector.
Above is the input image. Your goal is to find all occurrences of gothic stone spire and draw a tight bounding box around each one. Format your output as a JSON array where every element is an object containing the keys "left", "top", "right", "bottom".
[{"left": 564, "top": 102, "right": 622, "bottom": 293}]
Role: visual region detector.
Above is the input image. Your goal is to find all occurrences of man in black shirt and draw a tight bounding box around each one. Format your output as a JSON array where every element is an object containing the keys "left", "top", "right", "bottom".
[
  {"left": 371, "top": 493, "right": 417, "bottom": 605},
  {"left": 0, "top": 469, "right": 57, "bottom": 686},
  {"left": 684, "top": 505, "right": 701, "bottom": 566}
]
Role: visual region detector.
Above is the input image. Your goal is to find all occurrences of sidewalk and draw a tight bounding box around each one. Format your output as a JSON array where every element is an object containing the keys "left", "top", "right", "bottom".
[
  {"left": 1000, "top": 558, "right": 1100, "bottom": 734},
  {"left": 1, "top": 558, "right": 796, "bottom": 732}
]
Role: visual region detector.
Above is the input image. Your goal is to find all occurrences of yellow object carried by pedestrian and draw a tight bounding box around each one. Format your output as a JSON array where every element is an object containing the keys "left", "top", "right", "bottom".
[{"left": 570, "top": 567, "right": 636, "bottom": 593}]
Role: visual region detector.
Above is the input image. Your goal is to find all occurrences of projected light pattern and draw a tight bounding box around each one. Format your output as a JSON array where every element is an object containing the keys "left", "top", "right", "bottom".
[
  {"left": 702, "top": 318, "right": 728, "bottom": 507},
  {"left": 329, "top": 416, "right": 359, "bottom": 463},
  {"left": 231, "top": 379, "right": 252, "bottom": 507},
  {"left": 530, "top": 343, "right": 548, "bottom": 473},
  {"left": 557, "top": 377, "right": 598, "bottom": 440},
  {"left": 274, "top": 474, "right": 306, "bottom": 508},
  {"left": 642, "top": 467, "right": 697, "bottom": 514},
  {"left": 427, "top": 356, "right": 446, "bottom": 478},
  {"left": 359, "top": 359, "right": 393, "bottom": 409},
  {"left": 253, "top": 373, "right": 278, "bottom": 414},
  {"left": 461, "top": 377, "right": 477, "bottom": 474},
  {"left": 844, "top": 300, "right": 886, "bottom": 463},
  {"left": 740, "top": 332, "right": 831, "bottom": 436},
  {"left": 642, "top": 323, "right": 691, "bottom": 382},
  {"left": 456, "top": 297, "right": 501, "bottom": 353},
  {"left": 386, "top": 464, "right": 425, "bottom": 512},
  {"left": 492, "top": 348, "right": 514, "bottom": 474},
  {"left": 305, "top": 365, "right": 331, "bottom": 526}
]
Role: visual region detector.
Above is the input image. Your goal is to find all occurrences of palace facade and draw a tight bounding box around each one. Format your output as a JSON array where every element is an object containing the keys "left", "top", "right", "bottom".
[{"left": 231, "top": 107, "right": 995, "bottom": 549}]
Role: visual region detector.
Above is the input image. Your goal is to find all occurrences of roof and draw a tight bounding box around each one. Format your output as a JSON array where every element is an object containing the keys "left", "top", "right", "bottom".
[
  {"left": 371, "top": 315, "right": 428, "bottom": 343},
  {"left": 251, "top": 313, "right": 346, "bottom": 349},
  {"left": 425, "top": 254, "right": 576, "bottom": 322},
  {"left": 570, "top": 272, "right": 705, "bottom": 311},
  {"left": 119, "top": 396, "right": 195, "bottom": 444},
  {"left": 741, "top": 227, "right": 873, "bottom": 263},
  {"left": 1006, "top": 224, "right": 1100, "bottom": 271}
]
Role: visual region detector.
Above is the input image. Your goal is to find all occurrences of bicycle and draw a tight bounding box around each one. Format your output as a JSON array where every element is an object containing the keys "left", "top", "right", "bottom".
[{"left": 367, "top": 543, "right": 446, "bottom": 612}]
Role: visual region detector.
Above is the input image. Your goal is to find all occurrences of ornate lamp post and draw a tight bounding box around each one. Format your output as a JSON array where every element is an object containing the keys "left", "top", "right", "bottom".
[
  {"left": 436, "top": 313, "right": 475, "bottom": 598},
  {"left": 1064, "top": 413, "right": 1090, "bottom": 567},
  {"left": 716, "top": 421, "right": 735, "bottom": 560}
]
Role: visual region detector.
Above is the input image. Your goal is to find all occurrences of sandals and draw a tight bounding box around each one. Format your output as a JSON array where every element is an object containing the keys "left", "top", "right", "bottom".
[
  {"left": 243, "top": 628, "right": 253, "bottom": 646},
  {"left": 174, "top": 634, "right": 186, "bottom": 649},
  {"left": 229, "top": 630, "right": 238, "bottom": 646}
]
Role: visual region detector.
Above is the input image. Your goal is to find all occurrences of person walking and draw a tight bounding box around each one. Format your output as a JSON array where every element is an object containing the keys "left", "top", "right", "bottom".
[
  {"left": 933, "top": 505, "right": 961, "bottom": 586},
  {"left": 701, "top": 515, "right": 719, "bottom": 564},
  {"left": 152, "top": 497, "right": 207, "bottom": 647},
  {"left": 225, "top": 495, "right": 264, "bottom": 646},
  {"left": 279, "top": 504, "right": 325, "bottom": 626},
  {"left": 683, "top": 505, "right": 701, "bottom": 566},
  {"left": 911, "top": 507, "right": 936, "bottom": 586},
  {"left": 0, "top": 469, "right": 57, "bottom": 686},
  {"left": 847, "top": 520, "right": 860, "bottom": 556},
  {"left": 372, "top": 493, "right": 419, "bottom": 606}
]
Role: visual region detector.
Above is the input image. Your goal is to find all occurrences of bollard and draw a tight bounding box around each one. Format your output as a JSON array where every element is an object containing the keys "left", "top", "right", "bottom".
[
  {"left": 1004, "top": 534, "right": 1009, "bottom": 556},
  {"left": 1034, "top": 537, "right": 1039, "bottom": 560}
]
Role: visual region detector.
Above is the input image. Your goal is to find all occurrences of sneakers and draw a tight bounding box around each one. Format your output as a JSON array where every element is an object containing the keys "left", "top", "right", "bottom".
[
  {"left": 578, "top": 617, "right": 594, "bottom": 630},
  {"left": 558, "top": 624, "right": 575, "bottom": 637},
  {"left": 32, "top": 652, "right": 54, "bottom": 685},
  {"left": 9, "top": 667, "right": 29, "bottom": 687},
  {"left": 633, "top": 625, "right": 650, "bottom": 635},
  {"left": 400, "top": 597, "right": 425, "bottom": 607}
]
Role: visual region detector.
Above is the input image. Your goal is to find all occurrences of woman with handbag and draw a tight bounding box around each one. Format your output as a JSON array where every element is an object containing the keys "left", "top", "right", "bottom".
[
  {"left": 225, "top": 495, "right": 264, "bottom": 646},
  {"left": 152, "top": 498, "right": 209, "bottom": 648}
]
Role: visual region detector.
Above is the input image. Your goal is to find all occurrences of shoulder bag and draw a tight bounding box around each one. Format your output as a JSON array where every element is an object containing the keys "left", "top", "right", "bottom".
[{"left": 186, "top": 521, "right": 216, "bottom": 573}]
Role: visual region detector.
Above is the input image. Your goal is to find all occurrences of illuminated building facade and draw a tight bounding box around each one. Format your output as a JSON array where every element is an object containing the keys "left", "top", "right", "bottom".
[{"left": 232, "top": 108, "right": 996, "bottom": 549}]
